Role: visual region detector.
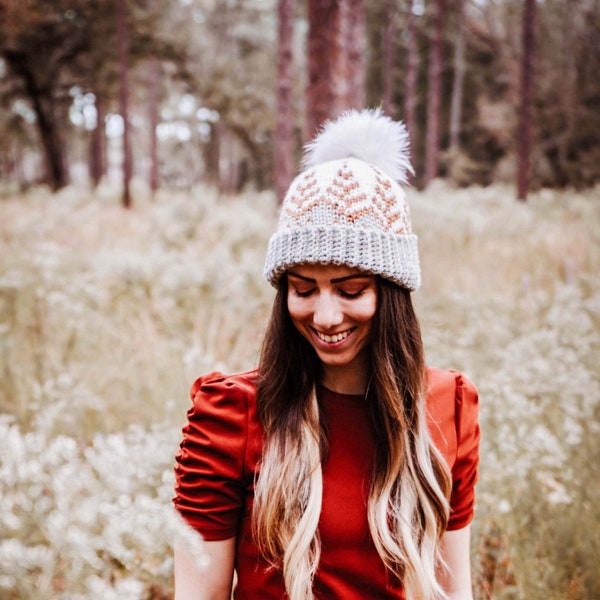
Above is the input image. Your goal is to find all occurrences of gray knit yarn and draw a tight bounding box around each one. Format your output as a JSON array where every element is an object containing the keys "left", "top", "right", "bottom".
[{"left": 264, "top": 110, "right": 421, "bottom": 290}]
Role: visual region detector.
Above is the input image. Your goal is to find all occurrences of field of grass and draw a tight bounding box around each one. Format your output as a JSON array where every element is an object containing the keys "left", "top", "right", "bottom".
[{"left": 1, "top": 181, "right": 599, "bottom": 599}]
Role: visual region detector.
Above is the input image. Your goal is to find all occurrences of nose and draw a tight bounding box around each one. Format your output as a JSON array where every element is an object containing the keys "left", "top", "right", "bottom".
[{"left": 313, "top": 292, "right": 343, "bottom": 329}]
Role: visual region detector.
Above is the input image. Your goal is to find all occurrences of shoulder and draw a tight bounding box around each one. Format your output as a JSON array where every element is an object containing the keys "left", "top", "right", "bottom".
[
  {"left": 186, "top": 369, "right": 261, "bottom": 454},
  {"left": 181, "top": 369, "right": 262, "bottom": 481},
  {"left": 426, "top": 367, "right": 479, "bottom": 422},
  {"left": 190, "top": 369, "right": 258, "bottom": 403},
  {"left": 425, "top": 367, "right": 480, "bottom": 466},
  {"left": 426, "top": 367, "right": 478, "bottom": 402}
]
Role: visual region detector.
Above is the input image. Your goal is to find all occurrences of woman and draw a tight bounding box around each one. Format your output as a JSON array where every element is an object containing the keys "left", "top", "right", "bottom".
[{"left": 173, "top": 109, "right": 480, "bottom": 600}]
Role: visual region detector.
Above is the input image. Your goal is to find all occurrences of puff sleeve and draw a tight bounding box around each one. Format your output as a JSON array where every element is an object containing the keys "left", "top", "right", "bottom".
[
  {"left": 173, "top": 371, "right": 258, "bottom": 540},
  {"left": 447, "top": 372, "right": 480, "bottom": 530},
  {"left": 426, "top": 369, "right": 480, "bottom": 531}
]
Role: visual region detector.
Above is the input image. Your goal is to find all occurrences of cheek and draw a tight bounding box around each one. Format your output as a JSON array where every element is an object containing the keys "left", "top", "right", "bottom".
[
  {"left": 355, "top": 295, "right": 377, "bottom": 322},
  {"left": 287, "top": 295, "right": 310, "bottom": 322}
]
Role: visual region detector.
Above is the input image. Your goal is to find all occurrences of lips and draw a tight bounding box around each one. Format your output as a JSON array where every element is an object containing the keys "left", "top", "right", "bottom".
[{"left": 314, "top": 328, "right": 355, "bottom": 344}]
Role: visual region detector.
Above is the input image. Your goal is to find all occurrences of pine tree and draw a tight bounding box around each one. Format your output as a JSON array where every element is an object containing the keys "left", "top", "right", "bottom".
[
  {"left": 274, "top": 0, "right": 295, "bottom": 204},
  {"left": 517, "top": 0, "right": 537, "bottom": 201}
]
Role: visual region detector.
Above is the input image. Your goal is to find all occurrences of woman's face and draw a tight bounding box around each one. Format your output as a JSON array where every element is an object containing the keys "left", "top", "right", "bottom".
[{"left": 286, "top": 263, "right": 378, "bottom": 382}]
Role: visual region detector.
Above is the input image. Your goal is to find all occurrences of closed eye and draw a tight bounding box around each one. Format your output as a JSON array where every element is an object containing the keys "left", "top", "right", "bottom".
[
  {"left": 292, "top": 287, "right": 315, "bottom": 298},
  {"left": 338, "top": 288, "right": 366, "bottom": 299}
]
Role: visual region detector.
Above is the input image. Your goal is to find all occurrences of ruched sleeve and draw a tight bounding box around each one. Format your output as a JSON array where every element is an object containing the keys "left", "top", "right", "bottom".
[
  {"left": 426, "top": 368, "right": 480, "bottom": 531},
  {"left": 173, "top": 370, "right": 260, "bottom": 540},
  {"left": 447, "top": 372, "right": 480, "bottom": 530}
]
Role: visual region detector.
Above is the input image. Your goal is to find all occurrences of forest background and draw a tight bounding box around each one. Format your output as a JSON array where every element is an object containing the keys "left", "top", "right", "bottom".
[
  {"left": 1, "top": 0, "right": 600, "bottom": 197},
  {"left": 1, "top": 0, "right": 599, "bottom": 599}
]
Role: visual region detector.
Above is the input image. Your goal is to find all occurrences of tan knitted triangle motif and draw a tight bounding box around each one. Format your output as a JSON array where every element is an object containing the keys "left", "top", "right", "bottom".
[
  {"left": 374, "top": 170, "right": 412, "bottom": 234},
  {"left": 283, "top": 162, "right": 411, "bottom": 234}
]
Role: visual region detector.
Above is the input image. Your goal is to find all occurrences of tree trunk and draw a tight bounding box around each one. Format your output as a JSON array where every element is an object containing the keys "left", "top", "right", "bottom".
[
  {"left": 90, "top": 95, "right": 106, "bottom": 187},
  {"left": 305, "top": 0, "right": 345, "bottom": 139},
  {"left": 202, "top": 123, "right": 220, "bottom": 186},
  {"left": 216, "top": 122, "right": 236, "bottom": 194},
  {"left": 274, "top": 0, "right": 295, "bottom": 204},
  {"left": 32, "top": 92, "right": 68, "bottom": 192},
  {"left": 517, "top": 0, "right": 536, "bottom": 202},
  {"left": 404, "top": 0, "right": 418, "bottom": 146},
  {"left": 449, "top": 0, "right": 466, "bottom": 150},
  {"left": 117, "top": 0, "right": 133, "bottom": 208},
  {"left": 3, "top": 50, "right": 69, "bottom": 191},
  {"left": 305, "top": 0, "right": 366, "bottom": 140},
  {"left": 381, "top": 0, "right": 396, "bottom": 116},
  {"left": 148, "top": 56, "right": 160, "bottom": 195},
  {"left": 344, "top": 0, "right": 366, "bottom": 110},
  {"left": 424, "top": 0, "right": 446, "bottom": 186}
]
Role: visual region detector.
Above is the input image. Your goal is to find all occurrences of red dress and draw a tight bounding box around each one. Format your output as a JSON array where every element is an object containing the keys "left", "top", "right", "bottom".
[{"left": 173, "top": 368, "right": 480, "bottom": 599}]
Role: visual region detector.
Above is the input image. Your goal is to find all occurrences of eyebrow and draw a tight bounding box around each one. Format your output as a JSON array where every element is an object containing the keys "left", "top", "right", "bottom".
[{"left": 287, "top": 271, "right": 374, "bottom": 284}]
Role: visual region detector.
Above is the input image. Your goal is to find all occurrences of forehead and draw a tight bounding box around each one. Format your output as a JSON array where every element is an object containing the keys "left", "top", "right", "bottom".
[{"left": 287, "top": 263, "right": 371, "bottom": 280}]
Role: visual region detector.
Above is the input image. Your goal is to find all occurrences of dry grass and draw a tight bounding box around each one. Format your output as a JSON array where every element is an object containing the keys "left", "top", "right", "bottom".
[{"left": 1, "top": 180, "right": 599, "bottom": 598}]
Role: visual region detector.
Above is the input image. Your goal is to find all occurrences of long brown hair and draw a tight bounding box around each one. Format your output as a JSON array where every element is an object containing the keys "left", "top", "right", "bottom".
[{"left": 253, "top": 274, "right": 451, "bottom": 600}]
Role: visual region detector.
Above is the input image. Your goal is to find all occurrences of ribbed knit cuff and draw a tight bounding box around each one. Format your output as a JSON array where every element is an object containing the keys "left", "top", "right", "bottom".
[{"left": 264, "top": 226, "right": 421, "bottom": 291}]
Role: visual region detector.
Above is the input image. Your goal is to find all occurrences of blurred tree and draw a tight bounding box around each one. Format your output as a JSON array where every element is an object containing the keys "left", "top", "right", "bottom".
[
  {"left": 0, "top": 0, "right": 186, "bottom": 193},
  {"left": 148, "top": 57, "right": 160, "bottom": 195},
  {"left": 305, "top": 0, "right": 345, "bottom": 138},
  {"left": 449, "top": 0, "right": 466, "bottom": 151},
  {"left": 305, "top": 0, "right": 366, "bottom": 139},
  {"left": 535, "top": 0, "right": 600, "bottom": 187},
  {"left": 121, "top": 1, "right": 192, "bottom": 193},
  {"left": 117, "top": 0, "right": 132, "bottom": 208},
  {"left": 381, "top": 0, "right": 396, "bottom": 117},
  {"left": 345, "top": 0, "right": 366, "bottom": 110},
  {"left": 423, "top": 0, "right": 446, "bottom": 186},
  {"left": 444, "top": 1, "right": 518, "bottom": 186},
  {"left": 447, "top": 0, "right": 600, "bottom": 189},
  {"left": 0, "top": 0, "right": 94, "bottom": 190},
  {"left": 0, "top": 58, "right": 35, "bottom": 186},
  {"left": 274, "top": 0, "right": 295, "bottom": 204},
  {"left": 1, "top": 0, "right": 600, "bottom": 193},
  {"left": 516, "top": 0, "right": 536, "bottom": 201},
  {"left": 89, "top": 95, "right": 106, "bottom": 187},
  {"left": 181, "top": 0, "right": 277, "bottom": 191},
  {"left": 403, "top": 0, "right": 419, "bottom": 156}
]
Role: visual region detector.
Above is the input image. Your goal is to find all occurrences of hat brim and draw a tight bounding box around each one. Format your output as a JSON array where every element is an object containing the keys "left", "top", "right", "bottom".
[{"left": 264, "top": 226, "right": 421, "bottom": 291}]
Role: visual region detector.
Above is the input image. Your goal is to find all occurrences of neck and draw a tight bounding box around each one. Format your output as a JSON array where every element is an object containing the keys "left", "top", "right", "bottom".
[{"left": 321, "top": 362, "right": 370, "bottom": 395}]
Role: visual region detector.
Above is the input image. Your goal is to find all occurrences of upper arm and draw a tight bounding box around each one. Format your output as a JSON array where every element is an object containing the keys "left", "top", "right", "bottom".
[
  {"left": 174, "top": 372, "right": 255, "bottom": 539},
  {"left": 438, "top": 525, "right": 473, "bottom": 600},
  {"left": 174, "top": 537, "right": 236, "bottom": 600}
]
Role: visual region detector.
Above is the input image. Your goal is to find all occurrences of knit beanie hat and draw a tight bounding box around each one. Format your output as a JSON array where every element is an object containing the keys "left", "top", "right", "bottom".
[{"left": 264, "top": 108, "right": 420, "bottom": 290}]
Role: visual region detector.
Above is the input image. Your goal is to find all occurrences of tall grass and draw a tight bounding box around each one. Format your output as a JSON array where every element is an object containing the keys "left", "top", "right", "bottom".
[{"left": 1, "top": 181, "right": 598, "bottom": 598}]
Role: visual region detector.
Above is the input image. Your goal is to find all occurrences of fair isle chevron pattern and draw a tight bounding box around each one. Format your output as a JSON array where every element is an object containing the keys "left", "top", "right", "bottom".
[{"left": 280, "top": 159, "right": 412, "bottom": 235}]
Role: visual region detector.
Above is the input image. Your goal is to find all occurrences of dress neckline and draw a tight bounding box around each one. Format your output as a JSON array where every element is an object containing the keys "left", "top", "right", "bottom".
[{"left": 318, "top": 384, "right": 368, "bottom": 410}]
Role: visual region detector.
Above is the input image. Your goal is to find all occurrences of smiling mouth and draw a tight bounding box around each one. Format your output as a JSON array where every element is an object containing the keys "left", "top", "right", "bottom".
[{"left": 315, "top": 328, "right": 355, "bottom": 344}]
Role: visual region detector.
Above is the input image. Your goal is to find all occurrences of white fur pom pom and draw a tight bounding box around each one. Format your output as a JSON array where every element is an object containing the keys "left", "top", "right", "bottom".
[{"left": 303, "top": 108, "right": 413, "bottom": 183}]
